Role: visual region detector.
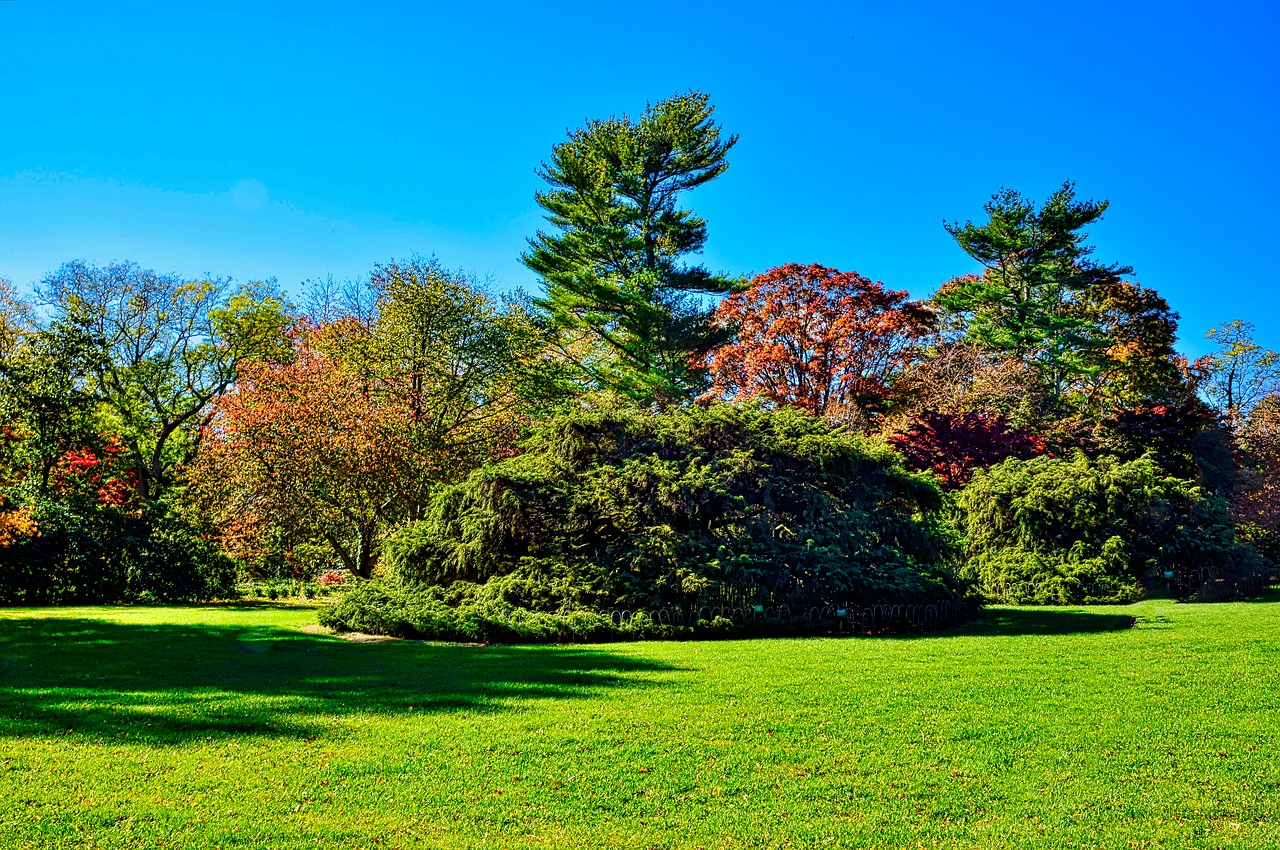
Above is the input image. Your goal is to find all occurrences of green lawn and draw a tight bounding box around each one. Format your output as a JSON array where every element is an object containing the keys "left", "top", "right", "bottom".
[{"left": 1, "top": 600, "right": 1278, "bottom": 849}]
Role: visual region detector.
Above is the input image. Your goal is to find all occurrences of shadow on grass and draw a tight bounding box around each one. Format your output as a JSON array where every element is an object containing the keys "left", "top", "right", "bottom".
[
  {"left": 956, "top": 608, "right": 1138, "bottom": 637},
  {"left": 0, "top": 618, "right": 677, "bottom": 744}
]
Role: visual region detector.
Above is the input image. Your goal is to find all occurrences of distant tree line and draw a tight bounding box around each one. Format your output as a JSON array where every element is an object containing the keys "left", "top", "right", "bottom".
[{"left": 2, "top": 92, "right": 1276, "bottom": 631}]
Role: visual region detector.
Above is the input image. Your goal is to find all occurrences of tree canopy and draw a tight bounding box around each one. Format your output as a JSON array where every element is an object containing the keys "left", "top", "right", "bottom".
[
  {"left": 935, "top": 182, "right": 1136, "bottom": 408},
  {"left": 192, "top": 259, "right": 561, "bottom": 578},
  {"left": 1199, "top": 320, "right": 1280, "bottom": 429},
  {"left": 39, "top": 261, "right": 291, "bottom": 500},
  {"left": 0, "top": 96, "right": 1273, "bottom": 619},
  {"left": 703, "top": 263, "right": 933, "bottom": 421}
]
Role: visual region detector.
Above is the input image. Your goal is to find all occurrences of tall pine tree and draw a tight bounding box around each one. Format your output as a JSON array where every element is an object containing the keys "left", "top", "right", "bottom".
[
  {"left": 523, "top": 92, "right": 738, "bottom": 403},
  {"left": 935, "top": 182, "right": 1133, "bottom": 406}
]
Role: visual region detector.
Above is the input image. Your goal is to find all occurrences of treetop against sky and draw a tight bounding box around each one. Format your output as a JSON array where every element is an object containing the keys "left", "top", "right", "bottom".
[{"left": 1, "top": 0, "right": 1276, "bottom": 356}]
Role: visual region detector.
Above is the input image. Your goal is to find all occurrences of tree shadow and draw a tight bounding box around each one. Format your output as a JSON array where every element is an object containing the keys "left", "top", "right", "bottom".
[
  {"left": 949, "top": 607, "right": 1138, "bottom": 637},
  {"left": 0, "top": 618, "right": 678, "bottom": 745}
]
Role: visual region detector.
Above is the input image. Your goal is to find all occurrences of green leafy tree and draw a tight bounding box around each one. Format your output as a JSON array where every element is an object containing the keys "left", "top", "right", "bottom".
[
  {"left": 522, "top": 92, "right": 738, "bottom": 403},
  {"left": 0, "top": 279, "right": 43, "bottom": 489},
  {"left": 935, "top": 182, "right": 1132, "bottom": 407},
  {"left": 1199, "top": 319, "right": 1280, "bottom": 429},
  {"left": 197, "top": 259, "right": 565, "bottom": 577},
  {"left": 306, "top": 258, "right": 569, "bottom": 517},
  {"left": 40, "top": 261, "right": 293, "bottom": 500},
  {"left": 0, "top": 323, "right": 102, "bottom": 493},
  {"left": 1069, "top": 280, "right": 1186, "bottom": 412},
  {"left": 956, "top": 452, "right": 1247, "bottom": 604}
]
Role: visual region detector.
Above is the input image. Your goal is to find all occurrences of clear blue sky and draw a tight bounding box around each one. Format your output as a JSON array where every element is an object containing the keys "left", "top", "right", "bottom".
[{"left": 2, "top": 0, "right": 1276, "bottom": 356}]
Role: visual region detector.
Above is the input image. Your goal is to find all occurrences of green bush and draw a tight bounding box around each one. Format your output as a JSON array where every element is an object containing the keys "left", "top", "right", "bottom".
[
  {"left": 317, "top": 580, "right": 620, "bottom": 643},
  {"left": 0, "top": 494, "right": 237, "bottom": 604},
  {"left": 317, "top": 579, "right": 901, "bottom": 644},
  {"left": 955, "top": 452, "right": 1248, "bottom": 604},
  {"left": 382, "top": 403, "right": 964, "bottom": 612}
]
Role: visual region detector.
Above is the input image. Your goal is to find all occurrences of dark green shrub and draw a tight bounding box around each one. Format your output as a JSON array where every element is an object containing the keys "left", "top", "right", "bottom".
[
  {"left": 0, "top": 494, "right": 237, "bottom": 604},
  {"left": 383, "top": 403, "right": 963, "bottom": 612},
  {"left": 318, "top": 579, "right": 890, "bottom": 644},
  {"left": 317, "top": 580, "right": 621, "bottom": 643},
  {"left": 955, "top": 452, "right": 1247, "bottom": 604}
]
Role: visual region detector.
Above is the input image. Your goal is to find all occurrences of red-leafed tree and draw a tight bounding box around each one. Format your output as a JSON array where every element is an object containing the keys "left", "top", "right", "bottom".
[
  {"left": 52, "top": 437, "right": 139, "bottom": 508},
  {"left": 887, "top": 411, "right": 1047, "bottom": 488},
  {"left": 702, "top": 264, "right": 932, "bottom": 420},
  {"left": 1091, "top": 399, "right": 1232, "bottom": 488}
]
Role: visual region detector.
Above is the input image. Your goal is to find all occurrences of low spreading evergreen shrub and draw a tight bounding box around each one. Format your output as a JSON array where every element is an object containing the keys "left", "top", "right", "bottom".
[
  {"left": 317, "top": 579, "right": 953, "bottom": 643},
  {"left": 319, "top": 580, "right": 631, "bottom": 642}
]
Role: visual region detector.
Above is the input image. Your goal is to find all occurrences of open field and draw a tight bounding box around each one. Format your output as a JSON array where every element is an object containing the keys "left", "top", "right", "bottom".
[{"left": 1, "top": 600, "right": 1278, "bottom": 849}]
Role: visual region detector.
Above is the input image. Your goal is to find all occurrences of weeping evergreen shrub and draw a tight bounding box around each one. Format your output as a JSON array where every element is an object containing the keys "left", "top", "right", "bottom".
[
  {"left": 955, "top": 452, "right": 1249, "bottom": 604},
  {"left": 378, "top": 403, "right": 964, "bottom": 613}
]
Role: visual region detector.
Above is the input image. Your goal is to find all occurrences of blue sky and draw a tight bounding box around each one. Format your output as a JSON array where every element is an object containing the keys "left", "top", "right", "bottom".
[{"left": 2, "top": 0, "right": 1276, "bottom": 356}]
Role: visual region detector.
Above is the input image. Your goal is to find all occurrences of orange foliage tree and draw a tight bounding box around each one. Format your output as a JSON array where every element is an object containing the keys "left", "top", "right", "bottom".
[
  {"left": 192, "top": 339, "right": 420, "bottom": 578},
  {"left": 0, "top": 495, "right": 38, "bottom": 548},
  {"left": 702, "top": 264, "right": 933, "bottom": 419},
  {"left": 193, "top": 260, "right": 561, "bottom": 578}
]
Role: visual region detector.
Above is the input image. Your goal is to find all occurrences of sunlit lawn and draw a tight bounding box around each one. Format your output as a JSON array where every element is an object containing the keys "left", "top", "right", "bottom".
[{"left": 1, "top": 597, "right": 1278, "bottom": 849}]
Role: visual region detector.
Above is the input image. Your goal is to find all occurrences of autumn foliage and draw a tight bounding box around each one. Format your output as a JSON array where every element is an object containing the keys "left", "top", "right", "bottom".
[
  {"left": 2, "top": 156, "right": 1275, "bottom": 615},
  {"left": 190, "top": 259, "right": 558, "bottom": 580},
  {"left": 887, "top": 412, "right": 1048, "bottom": 488},
  {"left": 0, "top": 496, "right": 38, "bottom": 548},
  {"left": 703, "top": 264, "right": 932, "bottom": 419},
  {"left": 1232, "top": 394, "right": 1280, "bottom": 559},
  {"left": 194, "top": 338, "right": 417, "bottom": 578},
  {"left": 52, "top": 438, "right": 139, "bottom": 509}
]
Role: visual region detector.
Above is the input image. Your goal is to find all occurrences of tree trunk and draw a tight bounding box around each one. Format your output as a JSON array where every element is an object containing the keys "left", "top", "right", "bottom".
[
  {"left": 356, "top": 521, "right": 377, "bottom": 578},
  {"left": 322, "top": 532, "right": 360, "bottom": 577},
  {"left": 323, "top": 525, "right": 377, "bottom": 579}
]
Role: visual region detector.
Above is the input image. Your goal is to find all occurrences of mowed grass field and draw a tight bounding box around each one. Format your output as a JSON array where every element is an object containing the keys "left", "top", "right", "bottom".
[{"left": 1, "top": 600, "right": 1278, "bottom": 849}]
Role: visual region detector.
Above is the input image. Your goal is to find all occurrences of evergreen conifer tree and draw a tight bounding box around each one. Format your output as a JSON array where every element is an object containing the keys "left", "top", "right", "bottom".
[
  {"left": 522, "top": 92, "right": 738, "bottom": 403},
  {"left": 935, "top": 182, "right": 1132, "bottom": 404}
]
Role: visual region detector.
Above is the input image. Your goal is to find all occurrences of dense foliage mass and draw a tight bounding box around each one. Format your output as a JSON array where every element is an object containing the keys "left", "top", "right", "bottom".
[
  {"left": 0, "top": 92, "right": 1274, "bottom": 627},
  {"left": 379, "top": 404, "right": 961, "bottom": 613},
  {"left": 0, "top": 267, "right": 286, "bottom": 602},
  {"left": 0, "top": 495, "right": 235, "bottom": 604},
  {"left": 956, "top": 453, "right": 1248, "bottom": 604}
]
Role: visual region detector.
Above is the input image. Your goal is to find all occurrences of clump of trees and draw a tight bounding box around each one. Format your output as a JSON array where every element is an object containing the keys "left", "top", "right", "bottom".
[
  {"left": 0, "top": 266, "right": 286, "bottom": 602},
  {"left": 2, "top": 91, "right": 1275, "bottom": 630},
  {"left": 191, "top": 258, "right": 560, "bottom": 580}
]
